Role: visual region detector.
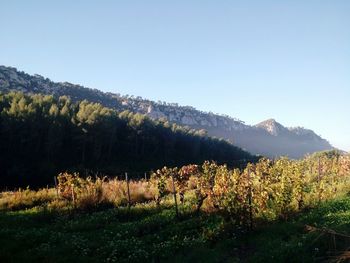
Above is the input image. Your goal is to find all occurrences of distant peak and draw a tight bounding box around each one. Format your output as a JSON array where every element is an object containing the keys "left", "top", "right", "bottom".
[
  {"left": 260, "top": 118, "right": 277, "bottom": 124},
  {"left": 255, "top": 118, "right": 285, "bottom": 136},
  {"left": 255, "top": 118, "right": 281, "bottom": 127}
]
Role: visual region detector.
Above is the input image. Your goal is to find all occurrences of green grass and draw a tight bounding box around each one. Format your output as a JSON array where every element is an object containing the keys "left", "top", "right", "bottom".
[
  {"left": 0, "top": 197, "right": 349, "bottom": 262},
  {"left": 245, "top": 197, "right": 350, "bottom": 262}
]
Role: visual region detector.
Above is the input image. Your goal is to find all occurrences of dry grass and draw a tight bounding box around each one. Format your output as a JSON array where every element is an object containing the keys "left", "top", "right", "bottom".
[
  {"left": 0, "top": 176, "right": 161, "bottom": 211},
  {"left": 0, "top": 187, "right": 56, "bottom": 211},
  {"left": 102, "top": 179, "right": 158, "bottom": 205}
]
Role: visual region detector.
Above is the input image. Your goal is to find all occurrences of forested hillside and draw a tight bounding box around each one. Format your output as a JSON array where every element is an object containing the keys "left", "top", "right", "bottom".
[
  {"left": 0, "top": 92, "right": 255, "bottom": 188},
  {"left": 0, "top": 66, "right": 334, "bottom": 158}
]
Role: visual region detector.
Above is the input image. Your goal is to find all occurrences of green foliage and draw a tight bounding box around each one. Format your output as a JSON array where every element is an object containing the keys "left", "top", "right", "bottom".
[
  {"left": 0, "top": 191, "right": 349, "bottom": 262},
  {"left": 0, "top": 92, "right": 255, "bottom": 188},
  {"left": 0, "top": 153, "right": 349, "bottom": 262},
  {"left": 180, "top": 154, "right": 350, "bottom": 225},
  {"left": 151, "top": 167, "right": 176, "bottom": 205}
]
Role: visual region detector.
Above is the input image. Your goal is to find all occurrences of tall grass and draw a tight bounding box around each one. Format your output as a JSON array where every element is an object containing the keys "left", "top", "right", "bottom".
[
  {"left": 0, "top": 187, "right": 56, "bottom": 211},
  {"left": 0, "top": 175, "right": 165, "bottom": 211}
]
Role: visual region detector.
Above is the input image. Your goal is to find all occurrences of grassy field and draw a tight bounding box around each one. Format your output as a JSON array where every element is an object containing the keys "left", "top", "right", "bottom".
[
  {"left": 0, "top": 194, "right": 349, "bottom": 263},
  {"left": 1, "top": 156, "right": 349, "bottom": 262}
]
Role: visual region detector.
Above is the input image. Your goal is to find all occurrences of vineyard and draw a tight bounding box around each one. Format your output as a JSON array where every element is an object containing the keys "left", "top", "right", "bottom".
[{"left": 0, "top": 151, "right": 350, "bottom": 262}]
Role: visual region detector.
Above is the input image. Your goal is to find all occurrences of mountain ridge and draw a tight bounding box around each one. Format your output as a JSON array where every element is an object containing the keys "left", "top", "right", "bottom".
[{"left": 0, "top": 65, "right": 334, "bottom": 158}]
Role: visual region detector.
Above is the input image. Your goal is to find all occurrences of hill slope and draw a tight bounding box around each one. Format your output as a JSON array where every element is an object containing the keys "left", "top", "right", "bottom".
[
  {"left": 0, "top": 92, "right": 254, "bottom": 188},
  {"left": 0, "top": 65, "right": 334, "bottom": 158}
]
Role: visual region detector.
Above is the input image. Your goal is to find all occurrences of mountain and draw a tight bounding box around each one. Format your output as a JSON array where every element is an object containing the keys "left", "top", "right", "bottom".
[
  {"left": 255, "top": 119, "right": 288, "bottom": 136},
  {"left": 0, "top": 65, "right": 334, "bottom": 158}
]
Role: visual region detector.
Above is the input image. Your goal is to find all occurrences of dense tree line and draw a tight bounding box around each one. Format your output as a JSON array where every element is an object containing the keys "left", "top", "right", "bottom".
[{"left": 0, "top": 92, "right": 255, "bottom": 188}]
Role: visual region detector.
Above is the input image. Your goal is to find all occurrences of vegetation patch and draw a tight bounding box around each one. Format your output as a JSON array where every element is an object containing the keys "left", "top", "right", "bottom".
[{"left": 0, "top": 152, "right": 349, "bottom": 262}]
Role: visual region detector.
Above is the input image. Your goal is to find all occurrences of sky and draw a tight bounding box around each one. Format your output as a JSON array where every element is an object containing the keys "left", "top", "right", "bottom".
[{"left": 1, "top": 0, "right": 349, "bottom": 151}]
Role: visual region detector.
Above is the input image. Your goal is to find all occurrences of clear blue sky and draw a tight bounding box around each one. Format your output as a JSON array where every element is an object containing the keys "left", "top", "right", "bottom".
[{"left": 1, "top": 0, "right": 349, "bottom": 151}]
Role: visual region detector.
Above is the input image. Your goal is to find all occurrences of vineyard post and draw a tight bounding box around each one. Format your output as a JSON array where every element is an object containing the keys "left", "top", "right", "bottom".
[
  {"left": 71, "top": 184, "right": 75, "bottom": 207},
  {"left": 336, "top": 155, "right": 339, "bottom": 176},
  {"left": 318, "top": 157, "right": 321, "bottom": 182},
  {"left": 125, "top": 172, "right": 131, "bottom": 210},
  {"left": 171, "top": 174, "right": 179, "bottom": 218},
  {"left": 54, "top": 176, "right": 59, "bottom": 198},
  {"left": 298, "top": 167, "right": 305, "bottom": 211},
  {"left": 248, "top": 167, "right": 253, "bottom": 230},
  {"left": 318, "top": 157, "right": 321, "bottom": 203}
]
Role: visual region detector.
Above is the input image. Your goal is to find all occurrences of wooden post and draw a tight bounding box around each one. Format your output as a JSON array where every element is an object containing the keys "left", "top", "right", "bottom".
[
  {"left": 171, "top": 174, "right": 179, "bottom": 218},
  {"left": 125, "top": 172, "right": 131, "bottom": 210},
  {"left": 54, "top": 176, "right": 59, "bottom": 198},
  {"left": 248, "top": 168, "right": 253, "bottom": 230},
  {"left": 318, "top": 157, "right": 322, "bottom": 203},
  {"left": 144, "top": 172, "right": 147, "bottom": 180},
  {"left": 336, "top": 155, "right": 339, "bottom": 175},
  {"left": 71, "top": 184, "right": 75, "bottom": 207},
  {"left": 298, "top": 171, "right": 304, "bottom": 211},
  {"left": 318, "top": 157, "right": 321, "bottom": 182}
]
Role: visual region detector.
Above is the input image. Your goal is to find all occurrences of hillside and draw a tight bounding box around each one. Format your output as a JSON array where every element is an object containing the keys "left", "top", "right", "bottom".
[
  {"left": 0, "top": 92, "right": 254, "bottom": 188},
  {"left": 0, "top": 65, "right": 334, "bottom": 158}
]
